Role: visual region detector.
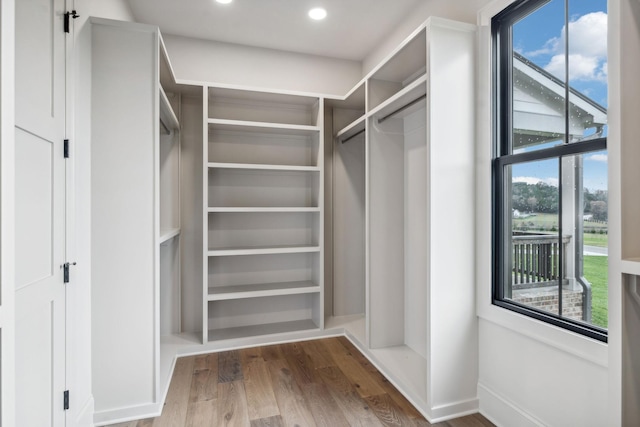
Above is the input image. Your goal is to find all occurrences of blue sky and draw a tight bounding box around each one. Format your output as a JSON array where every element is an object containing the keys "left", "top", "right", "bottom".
[{"left": 511, "top": 0, "right": 608, "bottom": 191}]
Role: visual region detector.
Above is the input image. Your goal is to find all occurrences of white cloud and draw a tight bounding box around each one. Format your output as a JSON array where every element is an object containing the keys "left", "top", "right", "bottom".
[
  {"left": 513, "top": 176, "right": 559, "bottom": 187},
  {"left": 531, "top": 11, "right": 608, "bottom": 83},
  {"left": 587, "top": 154, "right": 608, "bottom": 163}
]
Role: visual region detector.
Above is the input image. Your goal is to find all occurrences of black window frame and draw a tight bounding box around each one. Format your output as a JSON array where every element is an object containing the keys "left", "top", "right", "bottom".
[{"left": 492, "top": 0, "right": 608, "bottom": 342}]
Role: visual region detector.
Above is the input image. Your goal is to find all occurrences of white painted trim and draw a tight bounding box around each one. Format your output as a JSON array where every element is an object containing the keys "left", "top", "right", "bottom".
[
  {"left": 478, "top": 382, "right": 545, "bottom": 427},
  {"left": 475, "top": 0, "right": 608, "bottom": 370},
  {"left": 73, "top": 396, "right": 95, "bottom": 427},
  {"left": 0, "top": 1, "right": 16, "bottom": 427},
  {"left": 93, "top": 402, "right": 163, "bottom": 426}
]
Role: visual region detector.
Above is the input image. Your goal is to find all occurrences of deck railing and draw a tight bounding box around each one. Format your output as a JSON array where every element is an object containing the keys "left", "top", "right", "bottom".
[{"left": 512, "top": 233, "right": 572, "bottom": 290}]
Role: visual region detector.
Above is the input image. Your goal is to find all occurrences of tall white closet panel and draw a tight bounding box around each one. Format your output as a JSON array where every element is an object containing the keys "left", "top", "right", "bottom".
[{"left": 90, "top": 18, "right": 182, "bottom": 424}]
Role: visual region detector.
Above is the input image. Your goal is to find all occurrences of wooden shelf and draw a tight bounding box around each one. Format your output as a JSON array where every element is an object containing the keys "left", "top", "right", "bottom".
[
  {"left": 207, "top": 207, "right": 320, "bottom": 213},
  {"left": 208, "top": 319, "right": 319, "bottom": 342},
  {"left": 369, "top": 74, "right": 427, "bottom": 121},
  {"left": 208, "top": 280, "right": 320, "bottom": 301},
  {"left": 208, "top": 118, "right": 319, "bottom": 136},
  {"left": 207, "top": 245, "right": 321, "bottom": 257},
  {"left": 336, "top": 115, "right": 366, "bottom": 142},
  {"left": 159, "top": 228, "right": 180, "bottom": 244},
  {"left": 207, "top": 162, "right": 320, "bottom": 172},
  {"left": 159, "top": 85, "right": 179, "bottom": 133}
]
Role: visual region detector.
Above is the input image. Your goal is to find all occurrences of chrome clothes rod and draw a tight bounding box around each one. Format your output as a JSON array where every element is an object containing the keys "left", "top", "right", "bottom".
[
  {"left": 341, "top": 128, "right": 365, "bottom": 144},
  {"left": 377, "top": 94, "right": 426, "bottom": 124}
]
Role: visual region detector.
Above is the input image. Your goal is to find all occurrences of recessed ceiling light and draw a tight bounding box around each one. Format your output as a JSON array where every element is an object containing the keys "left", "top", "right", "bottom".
[
  {"left": 216, "top": 0, "right": 233, "bottom": 4},
  {"left": 308, "top": 7, "right": 327, "bottom": 20}
]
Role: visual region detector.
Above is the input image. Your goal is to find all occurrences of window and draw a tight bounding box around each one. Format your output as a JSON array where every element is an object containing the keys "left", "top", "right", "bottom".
[{"left": 492, "top": 0, "right": 608, "bottom": 341}]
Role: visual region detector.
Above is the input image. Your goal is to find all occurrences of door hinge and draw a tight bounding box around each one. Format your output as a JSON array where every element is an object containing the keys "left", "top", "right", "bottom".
[
  {"left": 64, "top": 10, "right": 80, "bottom": 34},
  {"left": 64, "top": 139, "right": 70, "bottom": 158},
  {"left": 63, "top": 262, "right": 76, "bottom": 284},
  {"left": 63, "top": 390, "right": 70, "bottom": 410}
]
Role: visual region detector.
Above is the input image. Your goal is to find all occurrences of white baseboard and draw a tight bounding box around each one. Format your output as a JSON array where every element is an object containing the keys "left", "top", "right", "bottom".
[
  {"left": 343, "top": 332, "right": 480, "bottom": 424},
  {"left": 478, "top": 382, "right": 545, "bottom": 427},
  {"left": 74, "top": 396, "right": 95, "bottom": 427},
  {"left": 93, "top": 402, "right": 162, "bottom": 426},
  {"left": 429, "top": 398, "right": 480, "bottom": 423}
]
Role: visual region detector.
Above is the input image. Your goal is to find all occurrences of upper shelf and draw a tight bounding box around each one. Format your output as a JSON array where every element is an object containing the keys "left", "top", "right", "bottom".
[
  {"left": 369, "top": 74, "right": 427, "bottom": 122},
  {"left": 336, "top": 115, "right": 366, "bottom": 143},
  {"left": 368, "top": 27, "right": 427, "bottom": 111},
  {"left": 208, "top": 162, "right": 320, "bottom": 172},
  {"left": 208, "top": 86, "right": 321, "bottom": 127},
  {"left": 159, "top": 85, "right": 179, "bottom": 134},
  {"left": 208, "top": 118, "right": 319, "bottom": 136}
]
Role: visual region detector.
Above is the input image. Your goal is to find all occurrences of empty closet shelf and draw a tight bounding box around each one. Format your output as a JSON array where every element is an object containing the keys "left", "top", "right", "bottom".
[
  {"left": 336, "top": 115, "right": 366, "bottom": 143},
  {"left": 208, "top": 118, "right": 320, "bottom": 135},
  {"left": 208, "top": 319, "right": 319, "bottom": 342},
  {"left": 207, "top": 207, "right": 320, "bottom": 213},
  {"left": 207, "top": 245, "right": 321, "bottom": 256},
  {"left": 159, "top": 86, "right": 179, "bottom": 133},
  {"left": 159, "top": 228, "right": 180, "bottom": 243},
  {"left": 207, "top": 162, "right": 320, "bottom": 172},
  {"left": 208, "top": 281, "right": 320, "bottom": 301},
  {"left": 369, "top": 74, "right": 427, "bottom": 121}
]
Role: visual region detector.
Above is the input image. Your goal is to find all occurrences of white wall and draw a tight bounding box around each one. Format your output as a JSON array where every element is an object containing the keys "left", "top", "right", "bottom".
[
  {"left": 163, "top": 34, "right": 362, "bottom": 97},
  {"left": 0, "top": 1, "right": 16, "bottom": 427},
  {"left": 85, "top": 0, "right": 134, "bottom": 22},
  {"left": 476, "top": 1, "right": 610, "bottom": 426},
  {"left": 362, "top": 0, "right": 491, "bottom": 76}
]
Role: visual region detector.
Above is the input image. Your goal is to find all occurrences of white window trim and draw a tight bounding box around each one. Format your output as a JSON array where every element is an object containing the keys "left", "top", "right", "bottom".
[{"left": 475, "top": 0, "right": 608, "bottom": 367}]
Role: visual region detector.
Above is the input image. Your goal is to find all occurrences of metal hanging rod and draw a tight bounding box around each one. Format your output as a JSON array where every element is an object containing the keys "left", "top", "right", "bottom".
[
  {"left": 341, "top": 128, "right": 365, "bottom": 144},
  {"left": 377, "top": 94, "right": 427, "bottom": 124}
]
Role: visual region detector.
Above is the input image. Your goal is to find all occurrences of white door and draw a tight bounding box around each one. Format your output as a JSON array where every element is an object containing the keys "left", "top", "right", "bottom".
[{"left": 15, "top": 0, "right": 67, "bottom": 426}]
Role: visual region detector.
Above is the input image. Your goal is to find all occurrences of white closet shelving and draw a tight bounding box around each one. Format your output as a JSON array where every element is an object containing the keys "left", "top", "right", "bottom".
[
  {"left": 90, "top": 18, "right": 184, "bottom": 424},
  {"left": 326, "top": 18, "right": 477, "bottom": 420},
  {"left": 325, "top": 81, "right": 367, "bottom": 341},
  {"left": 203, "top": 86, "right": 324, "bottom": 343}
]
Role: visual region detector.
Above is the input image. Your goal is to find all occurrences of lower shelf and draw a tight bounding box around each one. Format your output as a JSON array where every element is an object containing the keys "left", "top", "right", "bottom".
[
  {"left": 208, "top": 280, "right": 320, "bottom": 301},
  {"left": 208, "top": 319, "right": 319, "bottom": 341}
]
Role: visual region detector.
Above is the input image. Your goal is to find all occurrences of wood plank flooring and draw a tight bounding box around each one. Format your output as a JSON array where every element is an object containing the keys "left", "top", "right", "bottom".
[{"left": 107, "top": 337, "right": 494, "bottom": 427}]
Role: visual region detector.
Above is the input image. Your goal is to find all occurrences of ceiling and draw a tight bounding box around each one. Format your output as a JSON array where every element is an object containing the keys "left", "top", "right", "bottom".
[{"left": 126, "top": 0, "right": 425, "bottom": 61}]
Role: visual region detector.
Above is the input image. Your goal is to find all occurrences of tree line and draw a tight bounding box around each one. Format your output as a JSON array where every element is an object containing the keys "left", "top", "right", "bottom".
[{"left": 512, "top": 182, "right": 607, "bottom": 221}]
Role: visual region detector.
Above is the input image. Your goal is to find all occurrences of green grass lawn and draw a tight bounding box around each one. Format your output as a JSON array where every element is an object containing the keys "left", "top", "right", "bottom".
[
  {"left": 583, "top": 233, "right": 608, "bottom": 248},
  {"left": 584, "top": 255, "right": 608, "bottom": 329}
]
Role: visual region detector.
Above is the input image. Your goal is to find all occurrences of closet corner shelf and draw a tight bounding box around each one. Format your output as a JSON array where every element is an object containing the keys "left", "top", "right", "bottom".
[
  {"left": 368, "top": 74, "right": 427, "bottom": 121},
  {"left": 159, "top": 228, "right": 180, "bottom": 244},
  {"left": 159, "top": 85, "right": 179, "bottom": 133},
  {"left": 207, "top": 207, "right": 320, "bottom": 213},
  {"left": 621, "top": 258, "right": 640, "bottom": 276},
  {"left": 207, "top": 118, "right": 320, "bottom": 136},
  {"left": 207, "top": 162, "right": 320, "bottom": 172},
  {"left": 208, "top": 319, "right": 319, "bottom": 342},
  {"left": 208, "top": 280, "right": 320, "bottom": 301},
  {"left": 207, "top": 245, "right": 321, "bottom": 257},
  {"left": 336, "top": 115, "right": 366, "bottom": 143}
]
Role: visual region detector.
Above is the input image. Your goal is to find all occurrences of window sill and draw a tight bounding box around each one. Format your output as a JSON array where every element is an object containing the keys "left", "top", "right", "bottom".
[{"left": 478, "top": 302, "right": 608, "bottom": 367}]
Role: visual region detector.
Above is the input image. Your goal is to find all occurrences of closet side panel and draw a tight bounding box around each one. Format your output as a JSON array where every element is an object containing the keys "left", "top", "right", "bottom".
[
  {"left": 180, "top": 95, "right": 204, "bottom": 334},
  {"left": 404, "top": 109, "right": 428, "bottom": 359},
  {"left": 427, "top": 22, "right": 478, "bottom": 408},
  {"left": 91, "top": 23, "right": 157, "bottom": 410},
  {"left": 333, "top": 110, "right": 366, "bottom": 316},
  {"left": 369, "top": 118, "right": 405, "bottom": 348}
]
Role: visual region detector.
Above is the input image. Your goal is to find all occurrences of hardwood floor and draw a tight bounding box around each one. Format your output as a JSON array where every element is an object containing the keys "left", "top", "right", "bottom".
[{"left": 107, "top": 337, "right": 494, "bottom": 427}]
